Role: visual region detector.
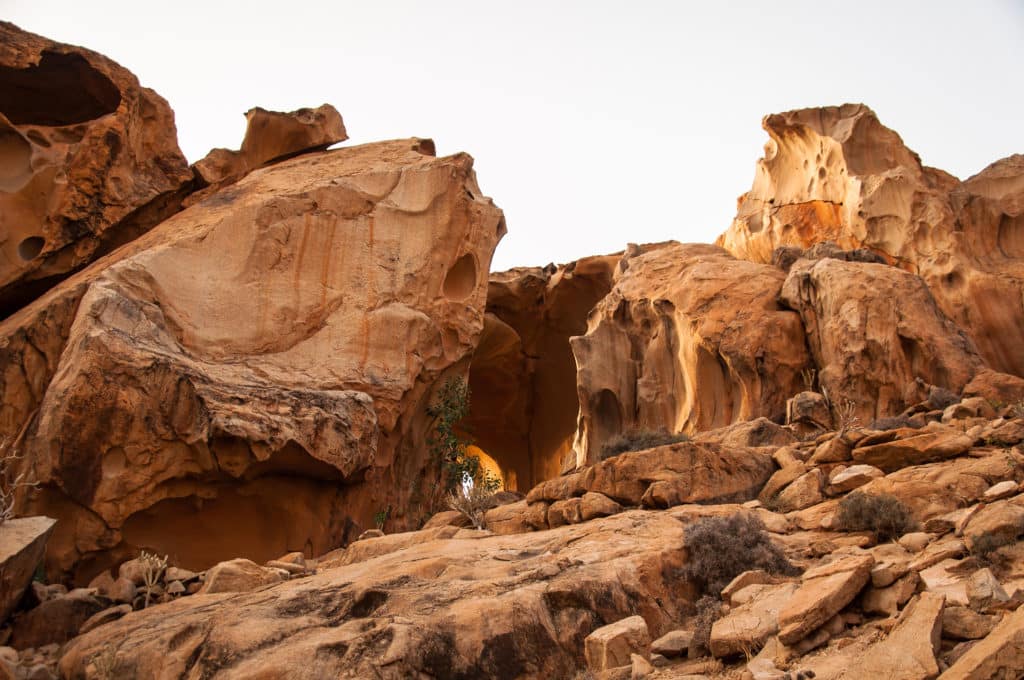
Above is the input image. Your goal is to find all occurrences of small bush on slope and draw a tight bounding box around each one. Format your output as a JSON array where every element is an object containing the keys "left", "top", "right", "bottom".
[
  {"left": 690, "top": 595, "right": 723, "bottom": 653},
  {"left": 835, "top": 492, "right": 917, "bottom": 542},
  {"left": 601, "top": 429, "right": 689, "bottom": 459},
  {"left": 681, "top": 513, "right": 798, "bottom": 598}
]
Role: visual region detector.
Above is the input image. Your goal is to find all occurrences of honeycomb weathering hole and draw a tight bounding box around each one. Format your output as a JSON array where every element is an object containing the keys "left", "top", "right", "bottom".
[
  {"left": 18, "top": 236, "right": 45, "bottom": 261},
  {"left": 0, "top": 51, "right": 121, "bottom": 126},
  {"left": 443, "top": 254, "right": 478, "bottom": 301}
]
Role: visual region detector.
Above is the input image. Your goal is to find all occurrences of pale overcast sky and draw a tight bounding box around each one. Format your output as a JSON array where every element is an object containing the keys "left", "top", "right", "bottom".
[{"left": 5, "top": 1, "right": 1023, "bottom": 270}]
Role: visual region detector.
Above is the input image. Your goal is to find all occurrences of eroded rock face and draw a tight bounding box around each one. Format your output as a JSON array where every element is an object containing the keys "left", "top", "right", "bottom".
[
  {"left": 58, "top": 509, "right": 689, "bottom": 680},
  {"left": 780, "top": 257, "right": 984, "bottom": 421},
  {"left": 192, "top": 104, "right": 348, "bottom": 189},
  {"left": 1, "top": 138, "right": 504, "bottom": 581},
  {"left": 717, "top": 103, "right": 1024, "bottom": 377},
  {"left": 570, "top": 243, "right": 810, "bottom": 466},
  {"left": 465, "top": 255, "right": 617, "bottom": 489},
  {"left": 0, "top": 21, "right": 192, "bottom": 316},
  {"left": 525, "top": 440, "right": 775, "bottom": 509}
]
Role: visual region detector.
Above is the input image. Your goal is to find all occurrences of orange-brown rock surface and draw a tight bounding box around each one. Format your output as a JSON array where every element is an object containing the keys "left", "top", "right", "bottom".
[
  {"left": 192, "top": 104, "right": 348, "bottom": 190},
  {"left": 780, "top": 256, "right": 985, "bottom": 421},
  {"left": 5, "top": 24, "right": 1024, "bottom": 677},
  {"left": 0, "top": 137, "right": 504, "bottom": 582},
  {"left": 0, "top": 22, "right": 192, "bottom": 316},
  {"left": 58, "top": 509, "right": 690, "bottom": 679},
  {"left": 717, "top": 103, "right": 1024, "bottom": 377},
  {"left": 570, "top": 243, "right": 810, "bottom": 465}
]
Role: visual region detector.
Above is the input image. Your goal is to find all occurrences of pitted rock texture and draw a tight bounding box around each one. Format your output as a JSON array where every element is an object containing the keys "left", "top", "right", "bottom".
[
  {"left": 569, "top": 242, "right": 810, "bottom": 466},
  {"left": 717, "top": 103, "right": 1024, "bottom": 377},
  {"left": 0, "top": 138, "right": 504, "bottom": 582},
  {"left": 0, "top": 21, "right": 192, "bottom": 316}
]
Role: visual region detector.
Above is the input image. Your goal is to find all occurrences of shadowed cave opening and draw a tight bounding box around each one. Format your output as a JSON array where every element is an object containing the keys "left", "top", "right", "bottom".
[
  {"left": 0, "top": 51, "right": 122, "bottom": 126},
  {"left": 463, "top": 263, "right": 615, "bottom": 492},
  {"left": 105, "top": 442, "right": 353, "bottom": 577}
]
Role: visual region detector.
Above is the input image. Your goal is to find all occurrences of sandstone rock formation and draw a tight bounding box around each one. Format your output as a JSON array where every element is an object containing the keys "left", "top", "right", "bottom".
[
  {"left": 0, "top": 22, "right": 192, "bottom": 316},
  {"left": 1, "top": 137, "right": 504, "bottom": 581},
  {"left": 717, "top": 103, "right": 1024, "bottom": 377},
  {"left": 0, "top": 516, "right": 55, "bottom": 623},
  {"left": 59, "top": 509, "right": 690, "bottom": 679},
  {"left": 5, "top": 24, "right": 1024, "bottom": 677},
  {"left": 464, "top": 255, "right": 617, "bottom": 489},
  {"left": 192, "top": 104, "right": 347, "bottom": 192},
  {"left": 780, "top": 256, "right": 985, "bottom": 421},
  {"left": 525, "top": 439, "right": 775, "bottom": 509},
  {"left": 570, "top": 243, "right": 811, "bottom": 465}
]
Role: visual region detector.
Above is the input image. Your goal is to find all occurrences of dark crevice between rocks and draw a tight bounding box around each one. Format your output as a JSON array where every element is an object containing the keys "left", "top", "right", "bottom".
[{"left": 0, "top": 51, "right": 121, "bottom": 126}]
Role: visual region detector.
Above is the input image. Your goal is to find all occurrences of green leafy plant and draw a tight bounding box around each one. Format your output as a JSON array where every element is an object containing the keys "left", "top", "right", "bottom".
[
  {"left": 374, "top": 505, "right": 391, "bottom": 532},
  {"left": 681, "top": 513, "right": 798, "bottom": 598},
  {"left": 427, "top": 378, "right": 500, "bottom": 493},
  {"left": 601, "top": 429, "right": 689, "bottom": 459},
  {"left": 835, "top": 492, "right": 917, "bottom": 541}
]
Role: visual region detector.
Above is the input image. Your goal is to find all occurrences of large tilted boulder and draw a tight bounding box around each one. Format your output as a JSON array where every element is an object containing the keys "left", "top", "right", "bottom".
[
  {"left": 780, "top": 256, "right": 984, "bottom": 421},
  {"left": 0, "top": 516, "right": 55, "bottom": 624},
  {"left": 0, "top": 137, "right": 504, "bottom": 582},
  {"left": 0, "top": 21, "right": 192, "bottom": 315},
  {"left": 58, "top": 510, "right": 688, "bottom": 679},
  {"left": 717, "top": 104, "right": 1024, "bottom": 377},
  {"left": 569, "top": 243, "right": 811, "bottom": 466}
]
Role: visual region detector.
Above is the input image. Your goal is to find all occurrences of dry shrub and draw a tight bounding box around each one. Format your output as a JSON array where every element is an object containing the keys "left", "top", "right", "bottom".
[
  {"left": 681, "top": 513, "right": 798, "bottom": 598},
  {"left": 835, "top": 492, "right": 917, "bottom": 541},
  {"left": 833, "top": 398, "right": 860, "bottom": 434},
  {"left": 0, "top": 435, "right": 38, "bottom": 524},
  {"left": 926, "top": 386, "right": 960, "bottom": 411},
  {"left": 139, "top": 551, "right": 168, "bottom": 609},
  {"left": 601, "top": 429, "right": 689, "bottom": 459},
  {"left": 969, "top": 532, "right": 1015, "bottom": 562},
  {"left": 446, "top": 483, "right": 494, "bottom": 530},
  {"left": 690, "top": 595, "right": 722, "bottom": 653},
  {"left": 868, "top": 415, "right": 919, "bottom": 431}
]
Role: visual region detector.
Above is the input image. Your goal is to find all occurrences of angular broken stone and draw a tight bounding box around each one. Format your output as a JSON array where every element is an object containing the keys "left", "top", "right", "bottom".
[
  {"left": 584, "top": 615, "right": 651, "bottom": 671},
  {"left": 777, "top": 554, "right": 873, "bottom": 645},
  {"left": 843, "top": 592, "right": 944, "bottom": 679}
]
